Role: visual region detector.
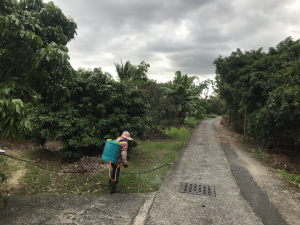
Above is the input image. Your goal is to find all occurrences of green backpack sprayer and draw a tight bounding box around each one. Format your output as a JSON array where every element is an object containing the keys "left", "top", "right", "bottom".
[{"left": 101, "top": 139, "right": 122, "bottom": 181}]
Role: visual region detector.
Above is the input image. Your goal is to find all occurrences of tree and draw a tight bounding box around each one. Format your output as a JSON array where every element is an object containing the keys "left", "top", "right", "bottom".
[
  {"left": 137, "top": 80, "right": 178, "bottom": 135},
  {"left": 114, "top": 60, "right": 150, "bottom": 84},
  {"left": 0, "top": 0, "right": 77, "bottom": 140},
  {"left": 162, "top": 71, "right": 206, "bottom": 124},
  {"left": 130, "top": 61, "right": 150, "bottom": 84},
  {"left": 30, "top": 68, "right": 150, "bottom": 161},
  {"left": 214, "top": 36, "right": 300, "bottom": 145},
  {"left": 114, "top": 60, "right": 132, "bottom": 81}
]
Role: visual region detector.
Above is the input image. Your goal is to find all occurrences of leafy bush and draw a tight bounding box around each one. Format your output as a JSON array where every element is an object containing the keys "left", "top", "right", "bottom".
[
  {"left": 214, "top": 37, "right": 300, "bottom": 145},
  {"left": 30, "top": 68, "right": 150, "bottom": 160},
  {"left": 192, "top": 101, "right": 207, "bottom": 119}
]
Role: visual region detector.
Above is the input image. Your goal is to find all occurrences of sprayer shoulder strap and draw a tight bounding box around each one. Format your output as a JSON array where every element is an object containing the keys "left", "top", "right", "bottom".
[{"left": 115, "top": 139, "right": 126, "bottom": 143}]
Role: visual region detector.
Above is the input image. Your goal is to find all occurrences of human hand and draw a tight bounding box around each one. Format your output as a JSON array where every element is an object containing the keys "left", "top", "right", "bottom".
[{"left": 124, "top": 164, "right": 128, "bottom": 168}]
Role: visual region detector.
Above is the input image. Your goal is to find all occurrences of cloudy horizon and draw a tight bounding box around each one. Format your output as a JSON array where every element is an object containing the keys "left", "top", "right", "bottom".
[{"left": 44, "top": 0, "right": 300, "bottom": 82}]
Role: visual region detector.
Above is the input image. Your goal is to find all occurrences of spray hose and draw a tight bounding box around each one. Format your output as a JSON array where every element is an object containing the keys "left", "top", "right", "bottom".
[
  {"left": 108, "top": 161, "right": 122, "bottom": 181},
  {"left": 0, "top": 153, "right": 173, "bottom": 174}
]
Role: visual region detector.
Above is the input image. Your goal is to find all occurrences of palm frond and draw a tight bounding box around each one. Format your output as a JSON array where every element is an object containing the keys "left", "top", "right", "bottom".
[
  {"left": 114, "top": 60, "right": 132, "bottom": 81},
  {"left": 123, "top": 61, "right": 131, "bottom": 79},
  {"left": 113, "top": 62, "right": 123, "bottom": 81}
]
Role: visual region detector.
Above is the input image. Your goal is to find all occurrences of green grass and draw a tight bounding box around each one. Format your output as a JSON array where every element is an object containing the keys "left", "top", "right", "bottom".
[
  {"left": 1, "top": 126, "right": 193, "bottom": 195},
  {"left": 184, "top": 116, "right": 209, "bottom": 128},
  {"left": 117, "top": 135, "right": 188, "bottom": 193},
  {"left": 163, "top": 127, "right": 191, "bottom": 141},
  {"left": 277, "top": 169, "right": 300, "bottom": 185},
  {"left": 24, "top": 163, "right": 52, "bottom": 191}
]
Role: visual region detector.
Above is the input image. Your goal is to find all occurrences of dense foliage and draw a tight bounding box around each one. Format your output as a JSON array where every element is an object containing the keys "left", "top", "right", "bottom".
[
  {"left": 1, "top": 0, "right": 213, "bottom": 162},
  {"left": 137, "top": 81, "right": 178, "bottom": 133},
  {"left": 214, "top": 37, "right": 300, "bottom": 145},
  {"left": 30, "top": 68, "right": 150, "bottom": 160},
  {"left": 0, "top": 0, "right": 77, "bottom": 140},
  {"left": 197, "top": 95, "right": 226, "bottom": 116},
  {"left": 162, "top": 71, "right": 207, "bottom": 124}
]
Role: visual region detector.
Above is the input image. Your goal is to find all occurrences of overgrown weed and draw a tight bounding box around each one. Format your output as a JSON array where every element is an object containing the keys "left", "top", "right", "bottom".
[
  {"left": 277, "top": 169, "right": 300, "bottom": 185},
  {"left": 163, "top": 127, "right": 190, "bottom": 141},
  {"left": 184, "top": 116, "right": 209, "bottom": 128}
]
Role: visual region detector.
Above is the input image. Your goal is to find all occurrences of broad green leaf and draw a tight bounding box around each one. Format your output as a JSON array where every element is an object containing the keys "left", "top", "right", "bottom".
[
  {"left": 10, "top": 117, "right": 14, "bottom": 126},
  {"left": 2, "top": 88, "right": 10, "bottom": 95},
  {"left": 16, "top": 104, "right": 21, "bottom": 114}
]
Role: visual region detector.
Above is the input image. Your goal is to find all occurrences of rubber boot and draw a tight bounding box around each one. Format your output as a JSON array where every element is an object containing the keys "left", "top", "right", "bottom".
[{"left": 110, "top": 183, "right": 118, "bottom": 194}]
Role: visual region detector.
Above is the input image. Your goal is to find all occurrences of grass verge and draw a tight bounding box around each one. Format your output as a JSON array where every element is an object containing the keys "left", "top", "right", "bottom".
[
  {"left": 184, "top": 116, "right": 209, "bottom": 128},
  {"left": 0, "top": 126, "right": 191, "bottom": 195},
  {"left": 244, "top": 144, "right": 269, "bottom": 162},
  {"left": 277, "top": 169, "right": 300, "bottom": 185}
]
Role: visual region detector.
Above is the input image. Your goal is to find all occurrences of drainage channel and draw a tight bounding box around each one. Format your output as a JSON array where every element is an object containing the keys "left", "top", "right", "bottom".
[
  {"left": 179, "top": 182, "right": 216, "bottom": 197},
  {"left": 196, "top": 143, "right": 211, "bottom": 146}
]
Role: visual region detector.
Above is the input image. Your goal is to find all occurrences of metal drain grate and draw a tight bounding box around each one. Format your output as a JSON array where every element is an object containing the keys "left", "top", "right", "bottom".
[
  {"left": 179, "top": 182, "right": 216, "bottom": 197},
  {"left": 196, "top": 143, "right": 211, "bottom": 146}
]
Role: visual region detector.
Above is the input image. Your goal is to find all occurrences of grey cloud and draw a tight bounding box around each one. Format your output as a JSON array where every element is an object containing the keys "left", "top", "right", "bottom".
[{"left": 42, "top": 0, "right": 300, "bottom": 81}]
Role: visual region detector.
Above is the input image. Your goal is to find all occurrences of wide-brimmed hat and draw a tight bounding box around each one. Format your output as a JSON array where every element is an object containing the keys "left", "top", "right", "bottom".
[{"left": 121, "top": 131, "right": 133, "bottom": 140}]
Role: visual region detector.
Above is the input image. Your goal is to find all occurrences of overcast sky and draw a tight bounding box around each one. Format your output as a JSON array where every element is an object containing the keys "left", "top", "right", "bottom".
[{"left": 44, "top": 0, "right": 300, "bottom": 82}]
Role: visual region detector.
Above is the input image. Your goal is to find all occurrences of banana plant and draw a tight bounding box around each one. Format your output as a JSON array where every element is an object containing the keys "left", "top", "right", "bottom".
[{"left": 162, "top": 71, "right": 205, "bottom": 124}]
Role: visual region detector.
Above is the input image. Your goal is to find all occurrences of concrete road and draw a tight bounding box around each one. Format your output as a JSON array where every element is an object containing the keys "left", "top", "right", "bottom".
[
  {"left": 1, "top": 117, "right": 299, "bottom": 225},
  {"left": 0, "top": 192, "right": 157, "bottom": 225},
  {"left": 145, "top": 117, "right": 300, "bottom": 225}
]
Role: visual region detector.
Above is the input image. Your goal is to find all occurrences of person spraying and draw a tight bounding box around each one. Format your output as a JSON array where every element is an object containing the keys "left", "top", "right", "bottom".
[{"left": 109, "top": 131, "right": 132, "bottom": 194}]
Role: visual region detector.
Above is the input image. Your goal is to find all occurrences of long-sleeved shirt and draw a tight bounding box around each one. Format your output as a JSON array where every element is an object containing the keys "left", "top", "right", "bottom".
[{"left": 115, "top": 137, "right": 128, "bottom": 166}]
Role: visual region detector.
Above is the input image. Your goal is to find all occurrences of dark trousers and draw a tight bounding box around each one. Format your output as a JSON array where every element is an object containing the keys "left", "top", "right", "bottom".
[{"left": 109, "top": 163, "right": 120, "bottom": 193}]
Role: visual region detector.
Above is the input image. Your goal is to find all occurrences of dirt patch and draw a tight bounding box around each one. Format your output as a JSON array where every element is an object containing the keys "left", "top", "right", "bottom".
[
  {"left": 0, "top": 168, "right": 28, "bottom": 196},
  {"left": 74, "top": 156, "right": 109, "bottom": 173},
  {"left": 0, "top": 135, "right": 37, "bottom": 152},
  {"left": 269, "top": 153, "right": 300, "bottom": 174},
  {"left": 5, "top": 169, "right": 27, "bottom": 187},
  {"left": 219, "top": 116, "right": 300, "bottom": 175}
]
